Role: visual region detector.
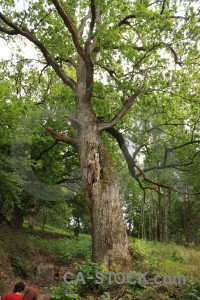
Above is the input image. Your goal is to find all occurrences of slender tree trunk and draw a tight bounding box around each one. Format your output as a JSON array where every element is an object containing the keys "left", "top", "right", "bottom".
[
  {"left": 139, "top": 198, "right": 145, "bottom": 239},
  {"left": 158, "top": 187, "right": 163, "bottom": 242},
  {"left": 74, "top": 217, "right": 80, "bottom": 237},
  {"left": 151, "top": 189, "right": 157, "bottom": 241},
  {"left": 128, "top": 195, "right": 133, "bottom": 236},
  {"left": 148, "top": 198, "right": 153, "bottom": 240},
  {"left": 183, "top": 187, "right": 190, "bottom": 246},
  {"left": 42, "top": 211, "right": 47, "bottom": 232},
  {"left": 12, "top": 205, "right": 24, "bottom": 230},
  {"left": 163, "top": 189, "right": 170, "bottom": 242},
  {"left": 28, "top": 204, "right": 40, "bottom": 231},
  {"left": 138, "top": 219, "right": 141, "bottom": 239}
]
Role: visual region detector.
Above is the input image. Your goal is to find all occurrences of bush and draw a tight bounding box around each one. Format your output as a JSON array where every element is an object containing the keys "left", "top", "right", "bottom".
[
  {"left": 75, "top": 259, "right": 104, "bottom": 294},
  {"left": 49, "top": 283, "right": 81, "bottom": 300},
  {"left": 11, "top": 255, "right": 31, "bottom": 278}
]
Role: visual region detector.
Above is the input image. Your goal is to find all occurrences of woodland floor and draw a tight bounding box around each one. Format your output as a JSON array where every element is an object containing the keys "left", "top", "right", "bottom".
[{"left": 0, "top": 226, "right": 200, "bottom": 300}]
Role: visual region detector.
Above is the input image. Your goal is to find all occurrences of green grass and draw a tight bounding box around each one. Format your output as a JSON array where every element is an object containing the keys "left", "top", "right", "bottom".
[
  {"left": 32, "top": 234, "right": 92, "bottom": 263},
  {"left": 130, "top": 238, "right": 200, "bottom": 279},
  {"left": 0, "top": 227, "right": 91, "bottom": 264},
  {"left": 23, "top": 220, "right": 73, "bottom": 236},
  {"left": 0, "top": 226, "right": 200, "bottom": 299}
]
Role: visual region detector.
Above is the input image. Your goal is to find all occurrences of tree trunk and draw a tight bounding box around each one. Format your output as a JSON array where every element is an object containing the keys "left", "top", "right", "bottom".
[
  {"left": 28, "top": 204, "right": 40, "bottom": 231},
  {"left": 128, "top": 195, "right": 133, "bottom": 236},
  {"left": 12, "top": 205, "right": 24, "bottom": 230},
  {"left": 163, "top": 191, "right": 167, "bottom": 242},
  {"left": 151, "top": 189, "right": 157, "bottom": 241},
  {"left": 42, "top": 211, "right": 47, "bottom": 232},
  {"left": 139, "top": 197, "right": 146, "bottom": 239},
  {"left": 148, "top": 197, "right": 153, "bottom": 240},
  {"left": 79, "top": 137, "right": 130, "bottom": 268},
  {"left": 158, "top": 187, "right": 163, "bottom": 242},
  {"left": 74, "top": 57, "right": 130, "bottom": 269}
]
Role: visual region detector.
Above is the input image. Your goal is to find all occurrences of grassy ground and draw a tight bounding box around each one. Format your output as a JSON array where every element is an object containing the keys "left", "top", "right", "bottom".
[{"left": 0, "top": 226, "right": 199, "bottom": 299}]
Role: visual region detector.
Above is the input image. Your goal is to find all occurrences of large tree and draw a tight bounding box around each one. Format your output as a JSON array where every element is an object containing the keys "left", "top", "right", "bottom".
[{"left": 0, "top": 0, "right": 200, "bottom": 267}]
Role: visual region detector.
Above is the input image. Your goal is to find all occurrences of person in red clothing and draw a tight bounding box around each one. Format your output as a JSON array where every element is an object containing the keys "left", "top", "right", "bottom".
[
  {"left": 22, "top": 286, "right": 38, "bottom": 300},
  {"left": 1, "top": 282, "right": 25, "bottom": 300}
]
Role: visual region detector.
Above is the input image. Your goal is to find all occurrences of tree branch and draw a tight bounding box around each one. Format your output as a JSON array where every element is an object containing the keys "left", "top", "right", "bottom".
[
  {"left": 99, "top": 74, "right": 147, "bottom": 131},
  {"left": 98, "top": 92, "right": 139, "bottom": 130},
  {"left": 55, "top": 56, "right": 77, "bottom": 68},
  {"left": 170, "top": 47, "right": 182, "bottom": 66},
  {"left": 45, "top": 125, "right": 78, "bottom": 148},
  {"left": 90, "top": 0, "right": 96, "bottom": 33},
  {"left": 118, "top": 14, "right": 136, "bottom": 26},
  {"left": 160, "top": 0, "right": 167, "bottom": 14},
  {"left": 0, "top": 12, "right": 76, "bottom": 90},
  {"left": 78, "top": 11, "right": 91, "bottom": 37},
  {"left": 52, "top": 0, "right": 85, "bottom": 61},
  {"left": 106, "top": 127, "right": 200, "bottom": 196},
  {"left": 35, "top": 140, "right": 58, "bottom": 160},
  {"left": 105, "top": 127, "right": 136, "bottom": 177},
  {"left": 0, "top": 26, "right": 18, "bottom": 35},
  {"left": 135, "top": 164, "right": 200, "bottom": 195}
]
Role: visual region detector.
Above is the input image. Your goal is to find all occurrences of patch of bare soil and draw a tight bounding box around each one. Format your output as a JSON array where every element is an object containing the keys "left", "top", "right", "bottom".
[{"left": 0, "top": 251, "right": 75, "bottom": 300}]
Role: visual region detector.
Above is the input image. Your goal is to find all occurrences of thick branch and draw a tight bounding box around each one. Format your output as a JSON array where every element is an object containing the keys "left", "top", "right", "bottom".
[
  {"left": 52, "top": 0, "right": 85, "bottom": 60},
  {"left": 0, "top": 12, "right": 76, "bottom": 90},
  {"left": 0, "top": 26, "right": 18, "bottom": 35},
  {"left": 45, "top": 125, "right": 78, "bottom": 148},
  {"left": 90, "top": 0, "right": 96, "bottom": 32},
  {"left": 98, "top": 92, "right": 139, "bottom": 130},
  {"left": 106, "top": 127, "right": 200, "bottom": 196},
  {"left": 105, "top": 128, "right": 136, "bottom": 177}
]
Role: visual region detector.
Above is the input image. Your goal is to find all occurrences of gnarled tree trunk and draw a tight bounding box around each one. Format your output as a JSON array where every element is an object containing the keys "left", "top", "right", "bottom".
[
  {"left": 74, "top": 56, "right": 130, "bottom": 268},
  {"left": 78, "top": 127, "right": 130, "bottom": 268}
]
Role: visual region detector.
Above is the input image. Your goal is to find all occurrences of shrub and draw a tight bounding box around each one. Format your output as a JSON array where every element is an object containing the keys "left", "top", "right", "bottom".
[
  {"left": 11, "top": 255, "right": 31, "bottom": 278},
  {"left": 49, "top": 283, "right": 81, "bottom": 300}
]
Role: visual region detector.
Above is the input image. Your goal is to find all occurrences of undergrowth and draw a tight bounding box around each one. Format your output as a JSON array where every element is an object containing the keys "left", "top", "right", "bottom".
[{"left": 0, "top": 228, "right": 200, "bottom": 299}]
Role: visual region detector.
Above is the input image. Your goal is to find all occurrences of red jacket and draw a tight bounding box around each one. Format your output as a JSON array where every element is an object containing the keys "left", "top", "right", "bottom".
[{"left": 1, "top": 293, "right": 23, "bottom": 300}]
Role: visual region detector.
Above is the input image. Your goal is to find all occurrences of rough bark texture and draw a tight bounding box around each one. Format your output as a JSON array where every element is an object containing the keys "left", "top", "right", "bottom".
[
  {"left": 78, "top": 127, "right": 130, "bottom": 268},
  {"left": 74, "top": 54, "right": 130, "bottom": 268}
]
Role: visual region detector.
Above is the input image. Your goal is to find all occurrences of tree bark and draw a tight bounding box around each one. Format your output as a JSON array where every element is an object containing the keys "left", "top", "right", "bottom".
[
  {"left": 79, "top": 132, "right": 130, "bottom": 268},
  {"left": 139, "top": 197, "right": 146, "bottom": 239},
  {"left": 158, "top": 187, "right": 163, "bottom": 242},
  {"left": 151, "top": 189, "right": 157, "bottom": 241},
  {"left": 74, "top": 56, "right": 130, "bottom": 269}
]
